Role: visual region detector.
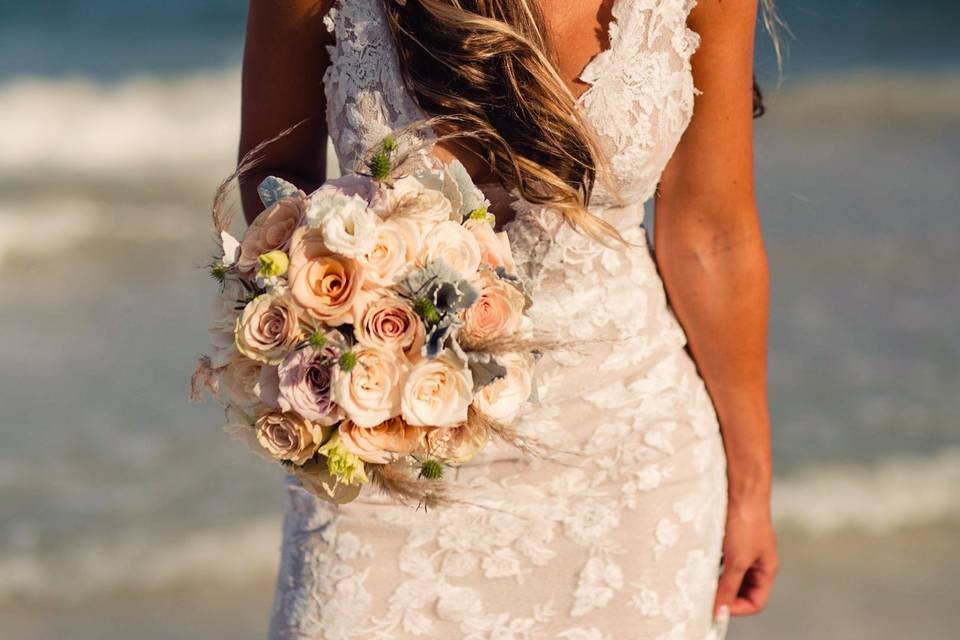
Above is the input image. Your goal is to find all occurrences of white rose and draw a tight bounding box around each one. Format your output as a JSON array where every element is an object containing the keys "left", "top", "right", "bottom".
[
  {"left": 209, "top": 278, "right": 245, "bottom": 367},
  {"left": 401, "top": 350, "right": 474, "bottom": 428},
  {"left": 356, "top": 217, "right": 422, "bottom": 287},
  {"left": 332, "top": 346, "right": 410, "bottom": 428},
  {"left": 306, "top": 191, "right": 378, "bottom": 257},
  {"left": 472, "top": 352, "right": 534, "bottom": 424},
  {"left": 421, "top": 220, "right": 482, "bottom": 277}
]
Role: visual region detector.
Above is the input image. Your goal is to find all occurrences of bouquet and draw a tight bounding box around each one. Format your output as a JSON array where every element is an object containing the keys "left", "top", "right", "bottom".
[{"left": 192, "top": 134, "right": 540, "bottom": 506}]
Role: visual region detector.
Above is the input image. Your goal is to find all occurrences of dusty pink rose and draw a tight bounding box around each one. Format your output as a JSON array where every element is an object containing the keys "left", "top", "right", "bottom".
[
  {"left": 235, "top": 292, "right": 302, "bottom": 364},
  {"left": 276, "top": 337, "right": 343, "bottom": 425},
  {"left": 254, "top": 410, "right": 329, "bottom": 465},
  {"left": 464, "top": 218, "right": 518, "bottom": 274},
  {"left": 459, "top": 269, "right": 525, "bottom": 346},
  {"left": 353, "top": 294, "right": 425, "bottom": 364},
  {"left": 288, "top": 229, "right": 364, "bottom": 325},
  {"left": 238, "top": 195, "right": 305, "bottom": 275},
  {"left": 338, "top": 417, "right": 426, "bottom": 464}
]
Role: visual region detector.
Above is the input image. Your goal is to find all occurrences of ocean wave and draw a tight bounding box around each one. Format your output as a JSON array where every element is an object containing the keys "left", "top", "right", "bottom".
[
  {"left": 772, "top": 448, "right": 960, "bottom": 535},
  {"left": 0, "top": 69, "right": 241, "bottom": 176},
  {"left": 1, "top": 67, "right": 957, "bottom": 179},
  {"left": 1, "top": 451, "right": 958, "bottom": 604},
  {"left": 0, "top": 517, "right": 281, "bottom": 604},
  {"left": 0, "top": 197, "right": 199, "bottom": 263}
]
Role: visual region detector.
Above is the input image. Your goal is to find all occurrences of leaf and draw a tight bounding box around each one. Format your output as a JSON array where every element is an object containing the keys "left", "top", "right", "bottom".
[
  {"left": 257, "top": 176, "right": 299, "bottom": 208},
  {"left": 468, "top": 353, "right": 507, "bottom": 392}
]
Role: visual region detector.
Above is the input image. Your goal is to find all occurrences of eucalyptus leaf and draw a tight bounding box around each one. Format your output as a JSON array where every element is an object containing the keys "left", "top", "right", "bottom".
[{"left": 258, "top": 176, "right": 300, "bottom": 208}]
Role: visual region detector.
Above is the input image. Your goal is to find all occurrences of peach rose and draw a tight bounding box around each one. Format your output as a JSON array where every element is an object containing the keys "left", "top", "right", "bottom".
[
  {"left": 235, "top": 292, "right": 302, "bottom": 365},
  {"left": 238, "top": 195, "right": 305, "bottom": 275},
  {"left": 338, "top": 417, "right": 426, "bottom": 464},
  {"left": 288, "top": 230, "right": 364, "bottom": 326},
  {"left": 401, "top": 350, "right": 473, "bottom": 428},
  {"left": 459, "top": 270, "right": 525, "bottom": 346},
  {"left": 464, "top": 218, "right": 518, "bottom": 274},
  {"left": 353, "top": 294, "right": 425, "bottom": 364},
  {"left": 472, "top": 352, "right": 534, "bottom": 424},
  {"left": 254, "top": 410, "right": 329, "bottom": 465},
  {"left": 356, "top": 217, "right": 421, "bottom": 287},
  {"left": 332, "top": 346, "right": 411, "bottom": 428},
  {"left": 421, "top": 220, "right": 482, "bottom": 277},
  {"left": 425, "top": 419, "right": 489, "bottom": 463}
]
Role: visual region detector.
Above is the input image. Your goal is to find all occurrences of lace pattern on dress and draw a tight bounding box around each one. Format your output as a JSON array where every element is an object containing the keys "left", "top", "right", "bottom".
[{"left": 269, "top": 1, "right": 729, "bottom": 638}]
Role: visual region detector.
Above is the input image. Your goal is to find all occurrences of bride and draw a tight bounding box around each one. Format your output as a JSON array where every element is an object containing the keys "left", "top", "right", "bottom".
[{"left": 238, "top": 0, "right": 778, "bottom": 637}]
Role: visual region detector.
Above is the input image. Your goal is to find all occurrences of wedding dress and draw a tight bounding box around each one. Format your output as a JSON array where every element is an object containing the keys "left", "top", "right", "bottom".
[{"left": 267, "top": 1, "right": 728, "bottom": 638}]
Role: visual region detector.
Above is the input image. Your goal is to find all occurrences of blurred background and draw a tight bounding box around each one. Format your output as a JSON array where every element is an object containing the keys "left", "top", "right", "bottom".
[{"left": 0, "top": 1, "right": 957, "bottom": 638}]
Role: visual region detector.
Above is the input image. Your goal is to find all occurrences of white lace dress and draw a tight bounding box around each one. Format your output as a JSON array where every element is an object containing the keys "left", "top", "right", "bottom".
[{"left": 267, "top": 1, "right": 729, "bottom": 638}]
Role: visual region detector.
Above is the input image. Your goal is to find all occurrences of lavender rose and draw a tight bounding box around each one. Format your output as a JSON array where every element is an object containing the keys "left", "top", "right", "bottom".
[{"left": 277, "top": 335, "right": 343, "bottom": 426}]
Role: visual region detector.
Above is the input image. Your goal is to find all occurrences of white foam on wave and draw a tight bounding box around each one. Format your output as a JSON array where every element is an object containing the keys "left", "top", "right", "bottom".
[
  {"left": 772, "top": 448, "right": 960, "bottom": 535},
  {"left": 0, "top": 517, "right": 281, "bottom": 604},
  {"left": 0, "top": 197, "right": 197, "bottom": 263},
  {"left": 0, "top": 69, "right": 240, "bottom": 175}
]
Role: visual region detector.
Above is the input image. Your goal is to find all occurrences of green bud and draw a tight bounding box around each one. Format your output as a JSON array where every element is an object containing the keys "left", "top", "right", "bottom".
[
  {"left": 382, "top": 134, "right": 398, "bottom": 153},
  {"left": 308, "top": 331, "right": 327, "bottom": 349},
  {"left": 414, "top": 297, "right": 441, "bottom": 325},
  {"left": 210, "top": 261, "right": 227, "bottom": 283},
  {"left": 420, "top": 459, "right": 443, "bottom": 480},
  {"left": 338, "top": 351, "right": 358, "bottom": 372},
  {"left": 468, "top": 207, "right": 494, "bottom": 223},
  {"left": 368, "top": 151, "right": 391, "bottom": 182}
]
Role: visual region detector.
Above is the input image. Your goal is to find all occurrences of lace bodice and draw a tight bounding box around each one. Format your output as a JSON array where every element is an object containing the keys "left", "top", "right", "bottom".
[{"left": 323, "top": 0, "right": 700, "bottom": 219}]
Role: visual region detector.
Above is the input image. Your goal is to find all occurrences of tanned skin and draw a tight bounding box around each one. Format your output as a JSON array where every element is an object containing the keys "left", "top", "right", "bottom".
[{"left": 239, "top": 0, "right": 777, "bottom": 619}]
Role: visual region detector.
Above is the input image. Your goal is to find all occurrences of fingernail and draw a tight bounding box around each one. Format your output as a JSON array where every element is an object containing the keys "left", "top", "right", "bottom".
[{"left": 714, "top": 605, "right": 730, "bottom": 623}]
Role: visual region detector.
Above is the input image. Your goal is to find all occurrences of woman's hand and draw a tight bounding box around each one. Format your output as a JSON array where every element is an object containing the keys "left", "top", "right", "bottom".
[{"left": 714, "top": 493, "right": 779, "bottom": 618}]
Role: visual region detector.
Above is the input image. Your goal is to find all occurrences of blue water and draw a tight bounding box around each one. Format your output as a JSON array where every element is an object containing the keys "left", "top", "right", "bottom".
[
  {"left": 1, "top": 0, "right": 958, "bottom": 79},
  {"left": 0, "top": 0, "right": 957, "bottom": 605}
]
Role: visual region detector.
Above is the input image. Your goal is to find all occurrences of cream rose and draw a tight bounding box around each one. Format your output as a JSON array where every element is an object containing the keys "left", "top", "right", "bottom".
[
  {"left": 238, "top": 195, "right": 305, "bottom": 275},
  {"left": 220, "top": 354, "right": 264, "bottom": 409},
  {"left": 459, "top": 269, "right": 525, "bottom": 346},
  {"left": 235, "top": 292, "right": 302, "bottom": 364},
  {"left": 464, "top": 218, "right": 518, "bottom": 274},
  {"left": 338, "top": 417, "right": 426, "bottom": 464},
  {"left": 421, "top": 220, "right": 482, "bottom": 277},
  {"left": 375, "top": 174, "right": 455, "bottom": 228},
  {"left": 353, "top": 295, "right": 425, "bottom": 364},
  {"left": 356, "top": 217, "right": 421, "bottom": 287},
  {"left": 332, "top": 346, "right": 410, "bottom": 428},
  {"left": 472, "top": 353, "right": 534, "bottom": 424},
  {"left": 401, "top": 350, "right": 474, "bottom": 427},
  {"left": 255, "top": 410, "right": 329, "bottom": 465},
  {"left": 288, "top": 246, "right": 364, "bottom": 326},
  {"left": 425, "top": 419, "right": 489, "bottom": 463}
]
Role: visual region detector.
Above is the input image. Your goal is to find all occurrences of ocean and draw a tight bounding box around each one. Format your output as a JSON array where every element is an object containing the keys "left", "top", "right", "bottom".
[{"left": 1, "top": 1, "right": 958, "bottom": 638}]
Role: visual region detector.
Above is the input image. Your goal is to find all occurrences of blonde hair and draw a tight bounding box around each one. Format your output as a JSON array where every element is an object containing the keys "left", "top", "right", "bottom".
[
  {"left": 383, "top": 0, "right": 785, "bottom": 237},
  {"left": 383, "top": 0, "right": 620, "bottom": 242}
]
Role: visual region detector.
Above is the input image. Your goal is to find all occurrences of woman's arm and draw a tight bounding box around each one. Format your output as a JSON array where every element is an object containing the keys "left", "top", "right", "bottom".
[
  {"left": 654, "top": 0, "right": 778, "bottom": 618},
  {"left": 239, "top": 0, "right": 335, "bottom": 223}
]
